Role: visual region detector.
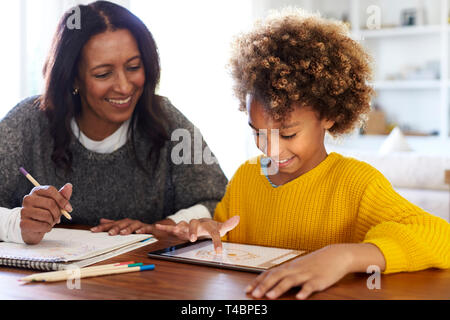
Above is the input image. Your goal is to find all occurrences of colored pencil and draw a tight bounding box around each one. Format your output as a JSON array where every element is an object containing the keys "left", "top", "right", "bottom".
[
  {"left": 19, "top": 261, "right": 135, "bottom": 282},
  {"left": 19, "top": 167, "right": 72, "bottom": 220},
  {"left": 21, "top": 263, "right": 154, "bottom": 283},
  {"left": 25, "top": 263, "right": 143, "bottom": 282}
]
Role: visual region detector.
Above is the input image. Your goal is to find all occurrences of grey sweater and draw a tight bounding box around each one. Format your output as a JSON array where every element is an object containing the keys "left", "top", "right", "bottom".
[{"left": 0, "top": 96, "right": 228, "bottom": 226}]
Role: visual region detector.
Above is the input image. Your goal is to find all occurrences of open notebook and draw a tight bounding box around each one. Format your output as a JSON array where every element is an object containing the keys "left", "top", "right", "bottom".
[{"left": 0, "top": 228, "right": 157, "bottom": 271}]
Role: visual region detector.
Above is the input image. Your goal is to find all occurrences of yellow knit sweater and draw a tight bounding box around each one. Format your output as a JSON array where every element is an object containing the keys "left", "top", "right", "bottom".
[{"left": 214, "top": 153, "right": 450, "bottom": 274}]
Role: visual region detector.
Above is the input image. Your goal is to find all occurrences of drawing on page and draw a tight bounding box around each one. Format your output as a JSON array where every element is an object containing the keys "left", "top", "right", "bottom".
[{"left": 195, "top": 247, "right": 259, "bottom": 262}]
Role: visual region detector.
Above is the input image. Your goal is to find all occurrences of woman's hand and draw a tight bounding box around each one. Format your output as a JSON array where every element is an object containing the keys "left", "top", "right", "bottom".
[
  {"left": 20, "top": 183, "right": 73, "bottom": 245},
  {"left": 246, "top": 244, "right": 354, "bottom": 300},
  {"left": 155, "top": 216, "right": 240, "bottom": 253},
  {"left": 90, "top": 218, "right": 154, "bottom": 235}
]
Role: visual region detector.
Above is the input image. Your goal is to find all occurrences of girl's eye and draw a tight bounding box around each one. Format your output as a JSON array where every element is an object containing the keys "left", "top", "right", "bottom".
[
  {"left": 253, "top": 131, "right": 266, "bottom": 137},
  {"left": 281, "top": 133, "right": 297, "bottom": 139}
]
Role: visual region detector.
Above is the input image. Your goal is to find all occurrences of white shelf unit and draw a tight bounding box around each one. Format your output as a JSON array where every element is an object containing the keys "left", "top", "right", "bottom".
[
  {"left": 349, "top": 0, "right": 450, "bottom": 143},
  {"left": 359, "top": 24, "right": 442, "bottom": 38}
]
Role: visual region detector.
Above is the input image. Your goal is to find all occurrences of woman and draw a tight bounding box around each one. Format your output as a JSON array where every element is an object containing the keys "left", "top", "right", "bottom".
[{"left": 0, "top": 1, "right": 227, "bottom": 244}]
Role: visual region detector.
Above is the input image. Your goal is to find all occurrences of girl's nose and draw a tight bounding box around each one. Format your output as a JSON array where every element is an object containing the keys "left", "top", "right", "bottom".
[{"left": 259, "top": 130, "right": 281, "bottom": 159}]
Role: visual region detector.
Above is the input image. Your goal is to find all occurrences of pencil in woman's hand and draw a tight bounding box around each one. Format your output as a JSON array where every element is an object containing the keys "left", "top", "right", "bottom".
[{"left": 19, "top": 167, "right": 72, "bottom": 220}]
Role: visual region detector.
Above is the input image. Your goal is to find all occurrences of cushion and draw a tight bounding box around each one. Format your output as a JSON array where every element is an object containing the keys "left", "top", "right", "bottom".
[
  {"left": 395, "top": 187, "right": 449, "bottom": 221},
  {"left": 331, "top": 150, "right": 450, "bottom": 190},
  {"left": 379, "top": 127, "right": 413, "bottom": 155}
]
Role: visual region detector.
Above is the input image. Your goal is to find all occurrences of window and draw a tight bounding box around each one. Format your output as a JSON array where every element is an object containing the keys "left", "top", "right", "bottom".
[
  {"left": 130, "top": 0, "right": 257, "bottom": 177},
  {"left": 0, "top": 1, "right": 21, "bottom": 119}
]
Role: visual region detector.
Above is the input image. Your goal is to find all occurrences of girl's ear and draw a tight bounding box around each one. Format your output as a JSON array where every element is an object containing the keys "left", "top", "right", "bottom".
[{"left": 322, "top": 118, "right": 335, "bottom": 130}]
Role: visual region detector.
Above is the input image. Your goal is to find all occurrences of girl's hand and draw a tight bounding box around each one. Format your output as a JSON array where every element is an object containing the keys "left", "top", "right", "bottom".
[
  {"left": 246, "top": 244, "right": 354, "bottom": 300},
  {"left": 91, "top": 218, "right": 154, "bottom": 236},
  {"left": 20, "top": 183, "right": 73, "bottom": 245},
  {"left": 155, "top": 216, "right": 240, "bottom": 253}
]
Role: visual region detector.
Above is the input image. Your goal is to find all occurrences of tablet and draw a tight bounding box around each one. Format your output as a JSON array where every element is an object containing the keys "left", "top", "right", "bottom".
[{"left": 148, "top": 240, "right": 306, "bottom": 273}]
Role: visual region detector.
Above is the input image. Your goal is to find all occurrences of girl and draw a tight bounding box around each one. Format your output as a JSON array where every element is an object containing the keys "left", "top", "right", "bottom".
[{"left": 156, "top": 8, "right": 450, "bottom": 299}]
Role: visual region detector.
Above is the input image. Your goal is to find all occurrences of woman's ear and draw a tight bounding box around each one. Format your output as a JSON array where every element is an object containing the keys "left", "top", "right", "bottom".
[
  {"left": 72, "top": 76, "right": 82, "bottom": 96},
  {"left": 72, "top": 78, "right": 79, "bottom": 92}
]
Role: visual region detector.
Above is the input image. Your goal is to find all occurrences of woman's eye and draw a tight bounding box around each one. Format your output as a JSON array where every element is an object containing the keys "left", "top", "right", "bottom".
[
  {"left": 94, "top": 72, "right": 110, "bottom": 79},
  {"left": 128, "top": 65, "right": 141, "bottom": 71}
]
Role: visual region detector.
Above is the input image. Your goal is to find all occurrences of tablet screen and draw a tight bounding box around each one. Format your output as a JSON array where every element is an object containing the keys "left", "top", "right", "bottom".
[{"left": 148, "top": 240, "right": 305, "bottom": 273}]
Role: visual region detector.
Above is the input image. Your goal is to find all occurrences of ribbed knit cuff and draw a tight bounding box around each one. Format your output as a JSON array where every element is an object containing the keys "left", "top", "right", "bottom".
[
  {"left": 363, "top": 238, "right": 409, "bottom": 274},
  {"left": 167, "top": 204, "right": 212, "bottom": 224},
  {"left": 0, "top": 207, "right": 25, "bottom": 244}
]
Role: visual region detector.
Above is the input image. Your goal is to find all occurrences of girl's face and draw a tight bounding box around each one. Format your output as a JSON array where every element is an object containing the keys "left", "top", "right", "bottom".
[
  {"left": 247, "top": 95, "right": 334, "bottom": 185},
  {"left": 75, "top": 29, "right": 146, "bottom": 140}
]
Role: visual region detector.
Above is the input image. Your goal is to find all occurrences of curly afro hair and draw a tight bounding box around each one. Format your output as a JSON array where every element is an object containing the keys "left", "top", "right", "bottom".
[{"left": 228, "top": 8, "right": 375, "bottom": 136}]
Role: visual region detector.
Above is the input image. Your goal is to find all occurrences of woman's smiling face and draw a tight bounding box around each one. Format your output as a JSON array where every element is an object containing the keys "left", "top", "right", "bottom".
[
  {"left": 75, "top": 29, "right": 146, "bottom": 140},
  {"left": 247, "top": 95, "right": 334, "bottom": 184}
]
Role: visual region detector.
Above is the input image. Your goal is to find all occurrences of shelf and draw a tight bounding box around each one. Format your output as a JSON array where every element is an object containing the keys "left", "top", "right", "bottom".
[
  {"left": 346, "top": 0, "right": 450, "bottom": 143},
  {"left": 357, "top": 25, "right": 442, "bottom": 39},
  {"left": 372, "top": 80, "right": 442, "bottom": 90},
  {"left": 326, "top": 134, "right": 450, "bottom": 155}
]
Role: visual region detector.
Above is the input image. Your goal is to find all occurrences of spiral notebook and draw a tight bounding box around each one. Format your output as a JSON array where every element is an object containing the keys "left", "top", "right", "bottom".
[{"left": 0, "top": 228, "right": 157, "bottom": 271}]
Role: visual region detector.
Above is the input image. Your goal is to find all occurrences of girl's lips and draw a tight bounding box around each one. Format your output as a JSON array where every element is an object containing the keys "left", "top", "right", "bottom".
[{"left": 272, "top": 156, "right": 296, "bottom": 168}]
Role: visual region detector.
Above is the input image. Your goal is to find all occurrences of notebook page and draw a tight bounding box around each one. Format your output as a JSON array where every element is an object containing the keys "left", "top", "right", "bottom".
[
  {"left": 64, "top": 237, "right": 158, "bottom": 269},
  {"left": 0, "top": 228, "right": 153, "bottom": 262}
]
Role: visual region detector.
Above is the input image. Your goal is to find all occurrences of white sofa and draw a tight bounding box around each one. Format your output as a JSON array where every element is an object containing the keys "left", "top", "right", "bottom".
[{"left": 325, "top": 147, "right": 450, "bottom": 222}]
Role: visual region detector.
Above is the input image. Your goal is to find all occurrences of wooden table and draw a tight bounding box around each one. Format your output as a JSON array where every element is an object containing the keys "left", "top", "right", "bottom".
[{"left": 1, "top": 227, "right": 449, "bottom": 301}]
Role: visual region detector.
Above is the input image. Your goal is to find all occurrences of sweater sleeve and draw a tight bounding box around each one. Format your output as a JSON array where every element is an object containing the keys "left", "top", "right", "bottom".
[
  {"left": 0, "top": 97, "right": 36, "bottom": 208},
  {"left": 212, "top": 160, "right": 253, "bottom": 242},
  {"left": 212, "top": 181, "right": 232, "bottom": 242},
  {"left": 356, "top": 174, "right": 450, "bottom": 274},
  {"left": 0, "top": 98, "right": 39, "bottom": 243},
  {"left": 213, "top": 183, "right": 231, "bottom": 223},
  {"left": 163, "top": 98, "right": 228, "bottom": 216}
]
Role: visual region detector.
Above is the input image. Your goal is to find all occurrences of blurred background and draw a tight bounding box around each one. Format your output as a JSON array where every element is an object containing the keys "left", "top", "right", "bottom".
[{"left": 1, "top": 1, "right": 450, "bottom": 221}]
